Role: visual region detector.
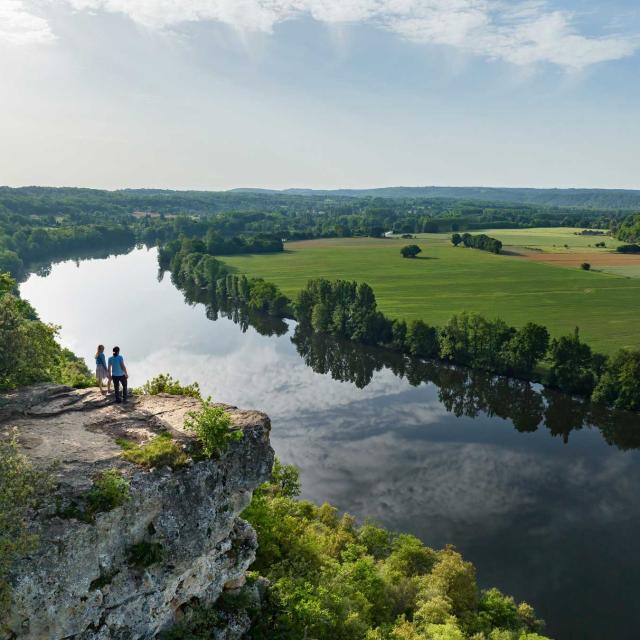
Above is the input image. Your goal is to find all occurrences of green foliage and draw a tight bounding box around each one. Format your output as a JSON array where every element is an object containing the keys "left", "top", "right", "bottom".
[
  {"left": 55, "top": 348, "right": 94, "bottom": 388},
  {"left": 297, "top": 279, "right": 388, "bottom": 346},
  {"left": 616, "top": 243, "right": 640, "bottom": 253},
  {"left": 134, "top": 373, "right": 201, "bottom": 398},
  {"left": 0, "top": 431, "right": 54, "bottom": 616},
  {"left": 222, "top": 232, "right": 640, "bottom": 357},
  {"left": 451, "top": 233, "right": 462, "bottom": 246},
  {"left": 580, "top": 263, "right": 591, "bottom": 271},
  {"left": 547, "top": 329, "right": 599, "bottom": 396},
  {"left": 60, "top": 469, "right": 130, "bottom": 524},
  {"left": 0, "top": 274, "right": 93, "bottom": 391},
  {"left": 616, "top": 213, "right": 640, "bottom": 244},
  {"left": 184, "top": 401, "right": 242, "bottom": 458},
  {"left": 85, "top": 469, "right": 131, "bottom": 521},
  {"left": 501, "top": 324, "right": 550, "bottom": 377},
  {"left": 0, "top": 291, "right": 62, "bottom": 391},
  {"left": 592, "top": 349, "right": 640, "bottom": 411},
  {"left": 118, "top": 433, "right": 189, "bottom": 469},
  {"left": 240, "top": 462, "right": 551, "bottom": 640},
  {"left": 439, "top": 313, "right": 514, "bottom": 372},
  {"left": 248, "top": 279, "right": 290, "bottom": 316},
  {"left": 460, "top": 233, "right": 503, "bottom": 254},
  {"left": 406, "top": 320, "right": 439, "bottom": 358},
  {"left": 127, "top": 541, "right": 164, "bottom": 569},
  {"left": 400, "top": 245, "right": 422, "bottom": 258}
]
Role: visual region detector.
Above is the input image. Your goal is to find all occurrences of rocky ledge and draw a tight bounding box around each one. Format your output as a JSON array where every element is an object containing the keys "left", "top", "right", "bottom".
[{"left": 1, "top": 384, "right": 274, "bottom": 640}]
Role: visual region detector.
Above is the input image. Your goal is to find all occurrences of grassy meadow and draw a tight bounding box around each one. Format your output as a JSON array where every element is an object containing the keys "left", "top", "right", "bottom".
[
  {"left": 460, "top": 227, "right": 622, "bottom": 252},
  {"left": 222, "top": 230, "right": 640, "bottom": 355}
]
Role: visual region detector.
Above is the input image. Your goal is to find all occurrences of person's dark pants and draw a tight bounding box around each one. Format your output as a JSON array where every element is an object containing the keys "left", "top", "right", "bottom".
[{"left": 113, "top": 376, "right": 128, "bottom": 402}]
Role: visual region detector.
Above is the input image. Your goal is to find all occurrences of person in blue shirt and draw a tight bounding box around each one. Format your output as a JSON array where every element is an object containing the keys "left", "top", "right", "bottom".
[
  {"left": 108, "top": 346, "right": 129, "bottom": 403},
  {"left": 95, "top": 344, "right": 111, "bottom": 395}
]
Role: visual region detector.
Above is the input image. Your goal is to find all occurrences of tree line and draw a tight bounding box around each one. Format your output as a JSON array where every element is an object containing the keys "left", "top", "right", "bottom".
[
  {"left": 161, "top": 250, "right": 640, "bottom": 413},
  {"left": 291, "top": 278, "right": 640, "bottom": 412},
  {"left": 617, "top": 243, "right": 640, "bottom": 254},
  {"left": 291, "top": 328, "right": 640, "bottom": 450},
  {"left": 0, "top": 220, "right": 136, "bottom": 278},
  {"left": 452, "top": 233, "right": 503, "bottom": 254},
  {"left": 614, "top": 212, "right": 640, "bottom": 244},
  {"left": 159, "top": 239, "right": 290, "bottom": 319},
  {"left": 0, "top": 185, "right": 625, "bottom": 251}
]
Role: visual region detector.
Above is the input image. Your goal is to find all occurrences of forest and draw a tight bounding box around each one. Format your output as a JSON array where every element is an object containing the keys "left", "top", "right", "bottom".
[{"left": 0, "top": 186, "right": 628, "bottom": 264}]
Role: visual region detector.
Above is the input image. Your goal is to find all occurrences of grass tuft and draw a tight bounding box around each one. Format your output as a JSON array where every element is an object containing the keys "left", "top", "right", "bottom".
[
  {"left": 59, "top": 468, "right": 130, "bottom": 524},
  {"left": 118, "top": 432, "right": 189, "bottom": 470}
]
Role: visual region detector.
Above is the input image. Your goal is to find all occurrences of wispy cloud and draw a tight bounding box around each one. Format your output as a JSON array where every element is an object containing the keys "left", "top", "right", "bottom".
[
  {"left": 0, "top": 0, "right": 55, "bottom": 45},
  {"left": 7, "top": 0, "right": 640, "bottom": 69}
]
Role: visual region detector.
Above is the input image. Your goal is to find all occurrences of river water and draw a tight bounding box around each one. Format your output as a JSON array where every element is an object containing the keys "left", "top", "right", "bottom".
[{"left": 21, "top": 247, "right": 640, "bottom": 640}]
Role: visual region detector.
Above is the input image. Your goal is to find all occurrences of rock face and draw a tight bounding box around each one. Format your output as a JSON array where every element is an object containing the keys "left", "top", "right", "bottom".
[{"left": 1, "top": 385, "right": 274, "bottom": 640}]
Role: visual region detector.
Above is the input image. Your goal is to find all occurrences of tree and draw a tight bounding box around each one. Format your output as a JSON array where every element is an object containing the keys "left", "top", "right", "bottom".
[
  {"left": 580, "top": 262, "right": 591, "bottom": 271},
  {"left": 311, "top": 303, "right": 331, "bottom": 333},
  {"left": 401, "top": 245, "right": 422, "bottom": 259},
  {"left": 592, "top": 349, "right": 640, "bottom": 411},
  {"left": 406, "top": 320, "right": 438, "bottom": 358},
  {"left": 391, "top": 319, "right": 408, "bottom": 351},
  {"left": 248, "top": 280, "right": 279, "bottom": 313},
  {"left": 0, "top": 292, "right": 60, "bottom": 390},
  {"left": 451, "top": 233, "right": 462, "bottom": 247},
  {"left": 501, "top": 323, "right": 550, "bottom": 376},
  {"left": 547, "top": 328, "right": 597, "bottom": 396}
]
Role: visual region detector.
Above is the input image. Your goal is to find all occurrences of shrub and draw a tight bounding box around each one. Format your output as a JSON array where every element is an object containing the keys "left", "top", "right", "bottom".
[
  {"left": 134, "top": 373, "right": 201, "bottom": 398},
  {"left": 118, "top": 433, "right": 189, "bottom": 469},
  {"left": 84, "top": 469, "right": 131, "bottom": 521},
  {"left": 184, "top": 401, "right": 241, "bottom": 458},
  {"left": 0, "top": 431, "right": 54, "bottom": 615},
  {"left": 60, "top": 468, "right": 130, "bottom": 523},
  {"left": 580, "top": 263, "right": 591, "bottom": 271}
]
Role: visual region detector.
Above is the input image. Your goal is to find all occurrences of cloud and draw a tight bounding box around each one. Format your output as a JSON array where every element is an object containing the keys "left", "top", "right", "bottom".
[
  {"left": 10, "top": 0, "right": 640, "bottom": 69},
  {"left": 0, "top": 1, "right": 55, "bottom": 44}
]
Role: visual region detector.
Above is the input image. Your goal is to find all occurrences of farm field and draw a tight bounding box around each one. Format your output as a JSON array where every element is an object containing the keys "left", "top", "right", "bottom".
[
  {"left": 457, "top": 227, "right": 621, "bottom": 252},
  {"left": 222, "top": 230, "right": 640, "bottom": 355},
  {"left": 455, "top": 227, "right": 640, "bottom": 277}
]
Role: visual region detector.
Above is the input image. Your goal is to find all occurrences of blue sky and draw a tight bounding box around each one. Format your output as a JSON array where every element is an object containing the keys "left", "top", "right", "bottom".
[{"left": 1, "top": 0, "right": 639, "bottom": 190}]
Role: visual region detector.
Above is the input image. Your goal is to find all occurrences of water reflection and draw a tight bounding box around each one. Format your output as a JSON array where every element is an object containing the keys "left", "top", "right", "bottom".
[
  {"left": 178, "top": 275, "right": 640, "bottom": 453},
  {"left": 20, "top": 243, "right": 136, "bottom": 283},
  {"left": 20, "top": 248, "right": 640, "bottom": 640}
]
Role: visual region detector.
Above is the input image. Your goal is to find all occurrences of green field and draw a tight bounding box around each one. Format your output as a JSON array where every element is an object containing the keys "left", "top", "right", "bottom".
[
  {"left": 448, "top": 227, "right": 621, "bottom": 252},
  {"left": 222, "top": 231, "right": 640, "bottom": 355}
]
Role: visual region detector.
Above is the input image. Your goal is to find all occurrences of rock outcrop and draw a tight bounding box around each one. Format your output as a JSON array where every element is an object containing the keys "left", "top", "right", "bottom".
[{"left": 1, "top": 384, "right": 274, "bottom": 640}]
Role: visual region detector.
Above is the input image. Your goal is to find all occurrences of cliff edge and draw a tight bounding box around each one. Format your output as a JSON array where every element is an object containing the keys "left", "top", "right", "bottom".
[{"left": 0, "top": 384, "right": 274, "bottom": 640}]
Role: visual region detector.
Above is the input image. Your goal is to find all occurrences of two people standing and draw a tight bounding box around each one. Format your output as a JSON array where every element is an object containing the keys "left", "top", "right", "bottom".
[{"left": 95, "top": 345, "right": 129, "bottom": 403}]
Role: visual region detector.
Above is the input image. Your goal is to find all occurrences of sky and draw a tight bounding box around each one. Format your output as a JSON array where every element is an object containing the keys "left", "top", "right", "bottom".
[{"left": 1, "top": 0, "right": 639, "bottom": 191}]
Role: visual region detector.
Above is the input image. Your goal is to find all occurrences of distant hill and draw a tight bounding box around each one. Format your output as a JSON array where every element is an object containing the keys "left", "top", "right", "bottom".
[{"left": 230, "top": 186, "right": 640, "bottom": 209}]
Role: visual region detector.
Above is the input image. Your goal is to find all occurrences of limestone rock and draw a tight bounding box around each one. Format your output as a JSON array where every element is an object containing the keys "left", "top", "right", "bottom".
[{"left": 1, "top": 386, "right": 274, "bottom": 640}]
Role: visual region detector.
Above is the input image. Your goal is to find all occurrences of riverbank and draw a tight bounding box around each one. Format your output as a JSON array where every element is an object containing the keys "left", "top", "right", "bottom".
[
  {"left": 1, "top": 384, "right": 552, "bottom": 640},
  {"left": 18, "top": 247, "right": 640, "bottom": 640}
]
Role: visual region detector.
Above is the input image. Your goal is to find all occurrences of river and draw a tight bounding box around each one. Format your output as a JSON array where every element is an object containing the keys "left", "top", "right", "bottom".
[{"left": 21, "top": 247, "right": 640, "bottom": 640}]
